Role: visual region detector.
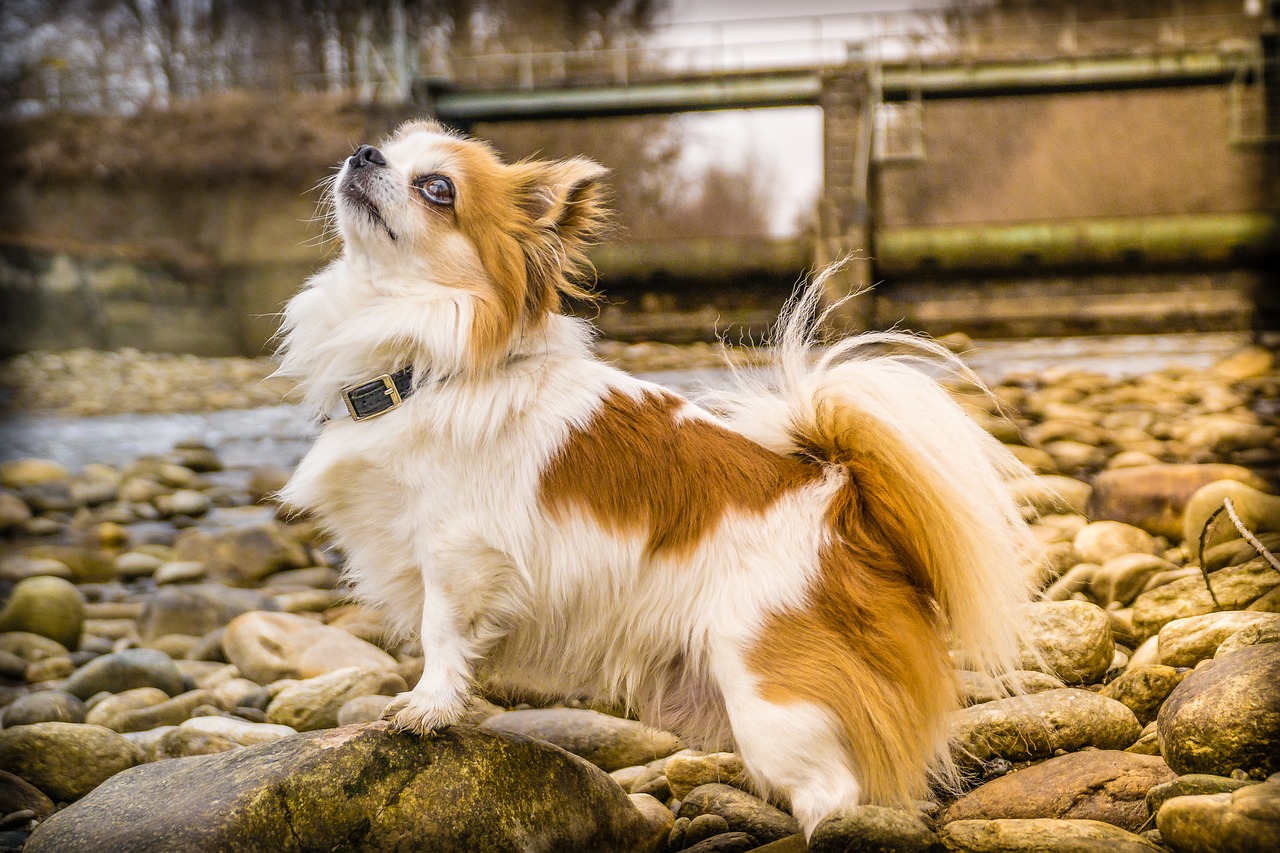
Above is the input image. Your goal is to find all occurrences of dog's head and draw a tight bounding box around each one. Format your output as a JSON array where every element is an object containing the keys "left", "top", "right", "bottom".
[{"left": 332, "top": 119, "right": 608, "bottom": 366}]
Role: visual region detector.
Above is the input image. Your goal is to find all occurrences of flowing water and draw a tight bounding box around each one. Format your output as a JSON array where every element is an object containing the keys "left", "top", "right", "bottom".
[{"left": 0, "top": 331, "right": 1261, "bottom": 471}]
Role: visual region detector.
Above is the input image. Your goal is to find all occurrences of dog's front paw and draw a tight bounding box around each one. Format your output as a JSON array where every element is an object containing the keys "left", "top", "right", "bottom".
[{"left": 381, "top": 689, "right": 467, "bottom": 735}]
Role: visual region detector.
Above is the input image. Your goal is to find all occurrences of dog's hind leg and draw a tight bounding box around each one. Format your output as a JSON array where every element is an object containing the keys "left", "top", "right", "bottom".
[{"left": 709, "top": 646, "right": 861, "bottom": 839}]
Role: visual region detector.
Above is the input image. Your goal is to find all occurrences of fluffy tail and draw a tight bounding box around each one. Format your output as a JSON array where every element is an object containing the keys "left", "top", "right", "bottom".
[{"left": 709, "top": 265, "right": 1040, "bottom": 679}]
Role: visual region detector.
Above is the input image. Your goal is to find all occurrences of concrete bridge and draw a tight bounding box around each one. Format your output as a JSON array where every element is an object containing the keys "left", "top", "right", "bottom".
[{"left": 414, "top": 9, "right": 1279, "bottom": 335}]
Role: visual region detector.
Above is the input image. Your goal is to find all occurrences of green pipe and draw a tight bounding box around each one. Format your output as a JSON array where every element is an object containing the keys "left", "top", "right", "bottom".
[
  {"left": 428, "top": 49, "right": 1244, "bottom": 122},
  {"left": 875, "top": 212, "right": 1280, "bottom": 275}
]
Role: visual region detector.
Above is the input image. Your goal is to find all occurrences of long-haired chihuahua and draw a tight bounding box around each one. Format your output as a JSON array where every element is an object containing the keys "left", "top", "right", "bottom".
[{"left": 278, "top": 120, "right": 1038, "bottom": 836}]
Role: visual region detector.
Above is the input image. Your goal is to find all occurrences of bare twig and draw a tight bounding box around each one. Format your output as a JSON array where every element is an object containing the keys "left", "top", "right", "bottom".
[
  {"left": 1222, "top": 498, "right": 1280, "bottom": 575},
  {"left": 1197, "top": 504, "right": 1226, "bottom": 610}
]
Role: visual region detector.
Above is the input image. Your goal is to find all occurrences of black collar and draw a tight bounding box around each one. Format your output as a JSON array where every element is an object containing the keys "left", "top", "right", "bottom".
[{"left": 340, "top": 366, "right": 415, "bottom": 421}]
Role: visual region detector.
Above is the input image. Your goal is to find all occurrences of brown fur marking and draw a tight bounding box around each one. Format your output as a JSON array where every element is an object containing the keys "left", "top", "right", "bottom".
[
  {"left": 539, "top": 389, "right": 823, "bottom": 559},
  {"left": 746, "top": 404, "right": 958, "bottom": 807}
]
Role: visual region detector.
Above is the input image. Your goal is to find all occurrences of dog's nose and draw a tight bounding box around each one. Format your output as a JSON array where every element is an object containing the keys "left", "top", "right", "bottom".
[{"left": 349, "top": 145, "right": 387, "bottom": 169}]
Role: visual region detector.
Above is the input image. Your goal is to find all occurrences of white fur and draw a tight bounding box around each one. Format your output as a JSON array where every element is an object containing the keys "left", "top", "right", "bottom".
[{"left": 278, "top": 126, "right": 1036, "bottom": 838}]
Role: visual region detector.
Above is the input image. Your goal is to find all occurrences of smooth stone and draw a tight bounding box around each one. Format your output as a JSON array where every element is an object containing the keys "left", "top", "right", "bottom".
[
  {"left": 679, "top": 783, "right": 800, "bottom": 844},
  {"left": 1011, "top": 476, "right": 1092, "bottom": 519},
  {"left": 1145, "top": 773, "right": 1258, "bottom": 816},
  {"left": 107, "top": 689, "right": 215, "bottom": 733},
  {"left": 1156, "top": 781, "right": 1280, "bottom": 853},
  {"left": 1101, "top": 664, "right": 1188, "bottom": 726},
  {"left": 666, "top": 752, "right": 750, "bottom": 799},
  {"left": 481, "top": 708, "right": 682, "bottom": 772},
  {"left": 222, "top": 611, "right": 397, "bottom": 685},
  {"left": 0, "top": 556, "right": 73, "bottom": 583},
  {"left": 160, "top": 490, "right": 211, "bottom": 518},
  {"left": 943, "top": 750, "right": 1174, "bottom": 832},
  {"left": 1213, "top": 345, "right": 1275, "bottom": 380},
  {"left": 628, "top": 792, "right": 674, "bottom": 845},
  {"left": 152, "top": 561, "right": 208, "bottom": 584},
  {"left": 1218, "top": 619, "right": 1280, "bottom": 656},
  {"left": 684, "top": 813, "right": 731, "bottom": 847},
  {"left": 676, "top": 832, "right": 758, "bottom": 852},
  {"left": 809, "top": 804, "right": 938, "bottom": 853},
  {"left": 210, "top": 678, "right": 270, "bottom": 710},
  {"left": 1158, "top": 644, "right": 1280, "bottom": 779},
  {"left": 1131, "top": 557, "right": 1280, "bottom": 641},
  {"left": 1159, "top": 611, "right": 1280, "bottom": 667},
  {"left": 1073, "top": 521, "right": 1161, "bottom": 566},
  {"left": 1086, "top": 464, "right": 1268, "bottom": 539},
  {"left": 179, "top": 716, "right": 297, "bottom": 746},
  {"left": 0, "top": 459, "right": 70, "bottom": 490},
  {"left": 1183, "top": 480, "right": 1280, "bottom": 551},
  {"left": 1, "top": 691, "right": 87, "bottom": 727},
  {"left": 18, "top": 546, "right": 114, "bottom": 583},
  {"left": 0, "top": 649, "right": 25, "bottom": 679},
  {"left": 0, "top": 722, "right": 143, "bottom": 802},
  {"left": 0, "top": 769, "right": 55, "bottom": 823},
  {"left": 171, "top": 523, "right": 308, "bottom": 587},
  {"left": 1020, "top": 600, "right": 1114, "bottom": 684},
  {"left": 951, "top": 688, "right": 1142, "bottom": 766},
  {"left": 336, "top": 693, "right": 394, "bottom": 726},
  {"left": 62, "top": 649, "right": 186, "bottom": 700},
  {"left": 0, "top": 492, "right": 33, "bottom": 531},
  {"left": 148, "top": 727, "right": 239, "bottom": 761},
  {"left": 26, "top": 723, "right": 667, "bottom": 853},
  {"left": 938, "top": 818, "right": 1161, "bottom": 852},
  {"left": 958, "top": 670, "right": 1063, "bottom": 706},
  {"left": 137, "top": 584, "right": 278, "bottom": 640},
  {"left": 0, "top": 633, "right": 69, "bottom": 663},
  {"left": 24, "top": 655, "right": 75, "bottom": 682},
  {"left": 1090, "top": 554, "right": 1181, "bottom": 607},
  {"left": 85, "top": 688, "right": 170, "bottom": 728},
  {"left": 0, "top": 577, "right": 85, "bottom": 650},
  {"left": 265, "top": 667, "right": 406, "bottom": 732},
  {"left": 113, "top": 551, "right": 163, "bottom": 579},
  {"left": 1204, "top": 531, "right": 1280, "bottom": 572}
]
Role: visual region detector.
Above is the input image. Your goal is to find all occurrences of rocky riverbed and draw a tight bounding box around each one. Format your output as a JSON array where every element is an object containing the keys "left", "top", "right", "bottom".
[{"left": 1, "top": 342, "right": 1279, "bottom": 851}]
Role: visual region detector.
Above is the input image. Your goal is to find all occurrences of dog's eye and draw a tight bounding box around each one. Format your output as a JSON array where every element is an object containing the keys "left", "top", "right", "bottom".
[{"left": 414, "top": 175, "right": 455, "bottom": 207}]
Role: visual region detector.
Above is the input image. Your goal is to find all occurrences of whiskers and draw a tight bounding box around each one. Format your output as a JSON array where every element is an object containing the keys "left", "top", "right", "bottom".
[{"left": 299, "top": 169, "right": 342, "bottom": 249}]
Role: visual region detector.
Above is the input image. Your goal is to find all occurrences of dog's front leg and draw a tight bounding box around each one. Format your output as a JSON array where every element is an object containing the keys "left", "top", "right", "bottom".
[{"left": 384, "top": 581, "right": 475, "bottom": 734}]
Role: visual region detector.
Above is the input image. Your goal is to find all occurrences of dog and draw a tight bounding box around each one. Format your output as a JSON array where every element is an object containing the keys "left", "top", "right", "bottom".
[{"left": 277, "top": 119, "right": 1039, "bottom": 836}]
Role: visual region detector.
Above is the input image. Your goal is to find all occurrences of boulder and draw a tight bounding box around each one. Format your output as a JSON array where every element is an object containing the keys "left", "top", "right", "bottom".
[
  {"left": 1158, "top": 644, "right": 1280, "bottom": 779},
  {"left": 942, "top": 750, "right": 1175, "bottom": 832},
  {"left": 26, "top": 723, "right": 667, "bottom": 853},
  {"left": 482, "top": 708, "right": 682, "bottom": 772},
  {"left": 0, "top": 722, "right": 143, "bottom": 802},
  {"left": 1156, "top": 781, "right": 1280, "bottom": 853},
  {"left": 223, "top": 611, "right": 397, "bottom": 684},
  {"left": 951, "top": 688, "right": 1142, "bottom": 766},
  {"left": 1086, "top": 464, "right": 1267, "bottom": 539}
]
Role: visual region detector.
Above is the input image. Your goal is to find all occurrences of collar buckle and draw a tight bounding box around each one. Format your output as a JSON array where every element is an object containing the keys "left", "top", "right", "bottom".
[{"left": 341, "top": 372, "right": 406, "bottom": 421}]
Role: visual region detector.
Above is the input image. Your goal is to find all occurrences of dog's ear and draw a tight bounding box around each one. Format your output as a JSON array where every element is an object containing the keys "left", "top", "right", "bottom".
[{"left": 523, "top": 157, "right": 610, "bottom": 251}]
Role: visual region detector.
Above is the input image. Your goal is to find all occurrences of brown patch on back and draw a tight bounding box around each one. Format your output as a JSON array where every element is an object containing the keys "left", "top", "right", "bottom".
[
  {"left": 746, "top": 404, "right": 959, "bottom": 806},
  {"left": 539, "top": 389, "right": 822, "bottom": 559}
]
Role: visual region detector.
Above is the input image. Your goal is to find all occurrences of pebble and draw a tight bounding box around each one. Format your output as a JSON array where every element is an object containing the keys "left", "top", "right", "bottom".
[
  {"left": 1085, "top": 463, "right": 1268, "bottom": 538},
  {"left": 665, "top": 752, "right": 750, "bottom": 800},
  {"left": 1155, "top": 780, "right": 1280, "bottom": 853},
  {"left": 62, "top": 649, "right": 186, "bottom": 700},
  {"left": 678, "top": 783, "right": 800, "bottom": 844},
  {"left": 1182, "top": 479, "right": 1280, "bottom": 550},
  {"left": 1158, "top": 611, "right": 1280, "bottom": 667},
  {"left": 938, "top": 818, "right": 1161, "bottom": 852},
  {"left": 1145, "top": 773, "right": 1258, "bottom": 816},
  {"left": 1131, "top": 556, "right": 1280, "bottom": 641},
  {"left": 0, "top": 491, "right": 33, "bottom": 531},
  {"left": 0, "top": 722, "right": 143, "bottom": 802},
  {"left": 265, "top": 667, "right": 406, "bottom": 732},
  {"left": 1217, "top": 618, "right": 1280, "bottom": 656},
  {"left": 0, "top": 556, "right": 73, "bottom": 583},
  {"left": 0, "top": 459, "right": 70, "bottom": 490},
  {"left": 152, "top": 561, "right": 208, "bottom": 584},
  {"left": 1157, "top": 643, "right": 1280, "bottom": 779},
  {"left": 1100, "top": 664, "right": 1188, "bottom": 725},
  {"left": 808, "top": 805, "right": 937, "bottom": 853},
  {"left": 23, "top": 655, "right": 75, "bottom": 682},
  {"left": 147, "top": 727, "right": 239, "bottom": 761},
  {"left": 943, "top": 750, "right": 1174, "bottom": 833},
  {"left": 222, "top": 611, "right": 397, "bottom": 684},
  {"left": 84, "top": 688, "right": 171, "bottom": 728},
  {"left": 1073, "top": 521, "right": 1161, "bottom": 565},
  {"left": 0, "top": 633, "right": 69, "bottom": 663},
  {"left": 137, "top": 584, "right": 277, "bottom": 640},
  {"left": 172, "top": 524, "right": 308, "bottom": 587},
  {"left": 0, "top": 576, "right": 85, "bottom": 650},
  {"left": 1019, "top": 600, "right": 1114, "bottom": 684},
  {"left": 481, "top": 707, "right": 683, "bottom": 772},
  {"left": 1, "top": 691, "right": 87, "bottom": 727},
  {"left": 951, "top": 688, "right": 1142, "bottom": 767},
  {"left": 335, "top": 693, "right": 394, "bottom": 726},
  {"left": 178, "top": 716, "right": 297, "bottom": 746},
  {"left": 1010, "top": 475, "right": 1092, "bottom": 519}
]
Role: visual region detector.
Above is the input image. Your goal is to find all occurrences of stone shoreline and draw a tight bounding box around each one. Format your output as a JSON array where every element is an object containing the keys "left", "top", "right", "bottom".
[{"left": 1, "top": 343, "right": 1278, "bottom": 851}]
